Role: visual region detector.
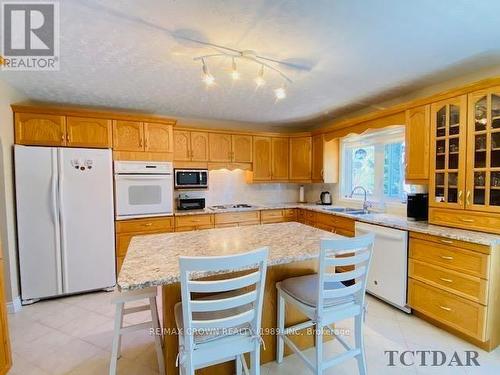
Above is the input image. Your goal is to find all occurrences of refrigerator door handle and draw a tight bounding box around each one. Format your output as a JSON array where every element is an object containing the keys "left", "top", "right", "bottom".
[
  {"left": 58, "top": 149, "right": 69, "bottom": 294},
  {"left": 51, "top": 149, "right": 63, "bottom": 294}
]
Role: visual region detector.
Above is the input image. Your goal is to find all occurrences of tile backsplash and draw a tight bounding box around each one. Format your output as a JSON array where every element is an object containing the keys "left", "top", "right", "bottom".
[{"left": 174, "top": 169, "right": 302, "bottom": 206}]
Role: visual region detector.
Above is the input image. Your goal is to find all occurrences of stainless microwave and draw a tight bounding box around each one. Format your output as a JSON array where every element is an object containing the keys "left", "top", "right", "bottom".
[{"left": 174, "top": 169, "right": 208, "bottom": 189}]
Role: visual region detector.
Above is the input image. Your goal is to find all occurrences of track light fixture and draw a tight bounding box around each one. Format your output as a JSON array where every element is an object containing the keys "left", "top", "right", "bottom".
[{"left": 195, "top": 49, "right": 292, "bottom": 99}]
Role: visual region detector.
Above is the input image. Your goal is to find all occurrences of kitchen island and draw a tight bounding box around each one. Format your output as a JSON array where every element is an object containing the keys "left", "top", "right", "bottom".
[{"left": 118, "top": 222, "right": 342, "bottom": 375}]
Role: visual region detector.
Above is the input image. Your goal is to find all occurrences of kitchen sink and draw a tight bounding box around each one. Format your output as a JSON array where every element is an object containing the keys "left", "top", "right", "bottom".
[{"left": 323, "top": 207, "right": 368, "bottom": 215}]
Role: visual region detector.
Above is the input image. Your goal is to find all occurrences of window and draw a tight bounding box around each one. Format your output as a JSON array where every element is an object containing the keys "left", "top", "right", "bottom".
[{"left": 340, "top": 126, "right": 407, "bottom": 203}]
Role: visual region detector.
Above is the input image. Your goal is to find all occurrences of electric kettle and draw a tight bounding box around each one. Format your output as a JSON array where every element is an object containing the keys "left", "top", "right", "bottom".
[{"left": 320, "top": 191, "right": 332, "bottom": 205}]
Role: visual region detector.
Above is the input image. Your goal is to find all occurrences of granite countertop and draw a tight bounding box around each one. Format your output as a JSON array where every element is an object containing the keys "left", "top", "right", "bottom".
[
  {"left": 174, "top": 202, "right": 500, "bottom": 246},
  {"left": 117, "top": 222, "right": 340, "bottom": 291}
]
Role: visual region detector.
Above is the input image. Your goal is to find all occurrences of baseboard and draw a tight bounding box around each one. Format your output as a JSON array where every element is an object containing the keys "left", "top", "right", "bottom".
[{"left": 7, "top": 296, "right": 22, "bottom": 314}]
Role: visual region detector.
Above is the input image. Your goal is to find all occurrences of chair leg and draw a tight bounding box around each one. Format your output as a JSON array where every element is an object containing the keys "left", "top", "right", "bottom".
[
  {"left": 150, "top": 297, "right": 166, "bottom": 375},
  {"left": 355, "top": 314, "right": 367, "bottom": 375},
  {"left": 276, "top": 289, "right": 285, "bottom": 364},
  {"left": 236, "top": 354, "right": 243, "bottom": 375},
  {"left": 250, "top": 344, "right": 260, "bottom": 375},
  {"left": 109, "top": 302, "right": 124, "bottom": 375},
  {"left": 315, "top": 321, "right": 323, "bottom": 375}
]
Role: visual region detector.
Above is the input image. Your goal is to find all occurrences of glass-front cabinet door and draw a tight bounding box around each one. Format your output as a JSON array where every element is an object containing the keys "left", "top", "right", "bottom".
[
  {"left": 429, "top": 95, "right": 467, "bottom": 209},
  {"left": 466, "top": 87, "right": 500, "bottom": 212}
]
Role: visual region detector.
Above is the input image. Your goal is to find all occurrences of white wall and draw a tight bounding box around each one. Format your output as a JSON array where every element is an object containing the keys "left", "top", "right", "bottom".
[{"left": 0, "top": 79, "right": 26, "bottom": 304}]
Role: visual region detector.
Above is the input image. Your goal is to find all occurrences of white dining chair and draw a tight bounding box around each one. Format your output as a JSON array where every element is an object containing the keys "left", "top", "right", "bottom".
[
  {"left": 175, "top": 247, "right": 269, "bottom": 375},
  {"left": 276, "top": 234, "right": 374, "bottom": 375}
]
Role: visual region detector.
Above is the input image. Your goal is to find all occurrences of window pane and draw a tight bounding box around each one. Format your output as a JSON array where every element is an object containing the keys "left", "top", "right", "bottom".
[
  {"left": 384, "top": 142, "right": 404, "bottom": 198},
  {"left": 351, "top": 146, "right": 375, "bottom": 195}
]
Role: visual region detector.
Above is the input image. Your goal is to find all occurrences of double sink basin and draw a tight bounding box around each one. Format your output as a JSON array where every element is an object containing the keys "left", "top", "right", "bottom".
[{"left": 322, "top": 207, "right": 370, "bottom": 216}]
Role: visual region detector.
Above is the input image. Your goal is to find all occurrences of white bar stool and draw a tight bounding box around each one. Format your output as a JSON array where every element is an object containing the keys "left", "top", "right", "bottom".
[
  {"left": 175, "top": 247, "right": 269, "bottom": 375},
  {"left": 276, "top": 234, "right": 374, "bottom": 375},
  {"left": 109, "top": 287, "right": 165, "bottom": 375}
]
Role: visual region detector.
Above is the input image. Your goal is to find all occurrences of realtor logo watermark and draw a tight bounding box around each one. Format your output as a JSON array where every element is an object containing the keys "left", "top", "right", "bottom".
[{"left": 1, "top": 1, "right": 59, "bottom": 70}]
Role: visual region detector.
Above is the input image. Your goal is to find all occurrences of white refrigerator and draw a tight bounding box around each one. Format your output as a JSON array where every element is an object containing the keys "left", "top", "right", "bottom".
[{"left": 15, "top": 146, "right": 116, "bottom": 303}]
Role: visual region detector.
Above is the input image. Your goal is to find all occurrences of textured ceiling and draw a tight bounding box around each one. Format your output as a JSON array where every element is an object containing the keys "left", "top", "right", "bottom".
[{"left": 2, "top": 0, "right": 500, "bottom": 126}]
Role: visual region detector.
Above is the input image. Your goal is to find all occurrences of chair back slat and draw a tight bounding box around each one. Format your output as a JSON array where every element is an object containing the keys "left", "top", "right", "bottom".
[
  {"left": 316, "top": 234, "right": 374, "bottom": 312},
  {"left": 323, "top": 266, "right": 366, "bottom": 283},
  {"left": 190, "top": 290, "right": 257, "bottom": 312},
  {"left": 179, "top": 247, "right": 268, "bottom": 350},
  {"left": 187, "top": 271, "right": 260, "bottom": 293},
  {"left": 192, "top": 310, "right": 255, "bottom": 331}
]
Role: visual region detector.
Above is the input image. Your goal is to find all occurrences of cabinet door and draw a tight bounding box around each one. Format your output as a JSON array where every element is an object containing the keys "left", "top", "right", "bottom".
[
  {"left": 232, "top": 134, "right": 253, "bottom": 163},
  {"left": 0, "top": 259, "right": 11, "bottom": 375},
  {"left": 112, "top": 120, "right": 144, "bottom": 151},
  {"left": 208, "top": 133, "right": 232, "bottom": 162},
  {"left": 312, "top": 134, "right": 324, "bottom": 181},
  {"left": 405, "top": 105, "right": 430, "bottom": 182},
  {"left": 190, "top": 132, "right": 209, "bottom": 161},
  {"left": 429, "top": 96, "right": 467, "bottom": 209},
  {"left": 173, "top": 130, "right": 192, "bottom": 161},
  {"left": 15, "top": 113, "right": 66, "bottom": 146},
  {"left": 289, "top": 136, "right": 312, "bottom": 180},
  {"left": 253, "top": 137, "right": 272, "bottom": 180},
  {"left": 466, "top": 87, "right": 500, "bottom": 213},
  {"left": 66, "top": 116, "right": 112, "bottom": 148},
  {"left": 145, "top": 123, "right": 173, "bottom": 152},
  {"left": 271, "top": 137, "right": 289, "bottom": 180}
]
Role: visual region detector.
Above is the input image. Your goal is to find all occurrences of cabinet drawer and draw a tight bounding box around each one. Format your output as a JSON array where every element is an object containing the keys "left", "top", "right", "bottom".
[
  {"left": 116, "top": 217, "right": 174, "bottom": 234},
  {"left": 409, "top": 238, "right": 489, "bottom": 278},
  {"left": 315, "top": 213, "right": 355, "bottom": 231},
  {"left": 410, "top": 232, "right": 489, "bottom": 255},
  {"left": 214, "top": 211, "right": 260, "bottom": 225},
  {"left": 409, "top": 279, "right": 486, "bottom": 341},
  {"left": 409, "top": 259, "right": 487, "bottom": 304},
  {"left": 429, "top": 208, "right": 500, "bottom": 235},
  {"left": 175, "top": 214, "right": 214, "bottom": 228},
  {"left": 283, "top": 209, "right": 296, "bottom": 218},
  {"left": 261, "top": 209, "right": 283, "bottom": 220}
]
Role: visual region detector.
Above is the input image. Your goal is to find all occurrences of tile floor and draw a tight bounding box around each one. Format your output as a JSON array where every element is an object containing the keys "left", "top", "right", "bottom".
[{"left": 7, "top": 290, "right": 500, "bottom": 375}]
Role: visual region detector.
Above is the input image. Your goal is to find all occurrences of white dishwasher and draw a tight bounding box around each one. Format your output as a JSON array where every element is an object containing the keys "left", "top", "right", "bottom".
[{"left": 355, "top": 222, "right": 411, "bottom": 313}]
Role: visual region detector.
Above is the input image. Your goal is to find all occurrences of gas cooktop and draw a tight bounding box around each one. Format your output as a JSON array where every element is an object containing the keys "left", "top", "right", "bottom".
[{"left": 209, "top": 204, "right": 256, "bottom": 210}]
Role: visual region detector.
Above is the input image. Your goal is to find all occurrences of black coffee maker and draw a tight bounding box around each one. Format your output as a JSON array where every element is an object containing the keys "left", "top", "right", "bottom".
[{"left": 407, "top": 193, "right": 428, "bottom": 221}]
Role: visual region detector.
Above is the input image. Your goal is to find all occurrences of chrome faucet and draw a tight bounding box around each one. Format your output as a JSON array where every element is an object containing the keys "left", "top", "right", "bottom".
[{"left": 350, "top": 186, "right": 370, "bottom": 213}]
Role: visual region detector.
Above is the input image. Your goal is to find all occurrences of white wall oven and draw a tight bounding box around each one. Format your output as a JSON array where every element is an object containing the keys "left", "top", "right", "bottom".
[
  {"left": 174, "top": 169, "right": 208, "bottom": 189},
  {"left": 115, "top": 161, "right": 173, "bottom": 219}
]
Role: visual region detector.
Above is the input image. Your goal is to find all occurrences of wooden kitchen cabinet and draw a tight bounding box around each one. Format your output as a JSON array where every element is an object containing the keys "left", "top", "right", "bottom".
[
  {"left": 112, "top": 120, "right": 144, "bottom": 151},
  {"left": 312, "top": 134, "right": 324, "bottom": 182},
  {"left": 15, "top": 112, "right": 66, "bottom": 146},
  {"left": 271, "top": 137, "right": 289, "bottom": 180},
  {"left": 253, "top": 137, "right": 272, "bottom": 181},
  {"left": 209, "top": 133, "right": 232, "bottom": 162},
  {"left": 260, "top": 209, "right": 295, "bottom": 224},
  {"left": 144, "top": 122, "right": 173, "bottom": 152},
  {"left": 66, "top": 116, "right": 112, "bottom": 148},
  {"left": 174, "top": 130, "right": 209, "bottom": 162},
  {"left": 115, "top": 217, "right": 174, "bottom": 273},
  {"left": 214, "top": 211, "right": 260, "bottom": 227},
  {"left": 232, "top": 134, "right": 253, "bottom": 163},
  {"left": 175, "top": 214, "right": 214, "bottom": 231},
  {"left": 289, "top": 136, "right": 312, "bottom": 181},
  {"left": 405, "top": 105, "right": 430, "bottom": 183}
]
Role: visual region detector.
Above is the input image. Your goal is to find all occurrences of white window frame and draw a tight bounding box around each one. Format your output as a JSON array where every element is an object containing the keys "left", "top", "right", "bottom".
[{"left": 339, "top": 126, "right": 406, "bottom": 207}]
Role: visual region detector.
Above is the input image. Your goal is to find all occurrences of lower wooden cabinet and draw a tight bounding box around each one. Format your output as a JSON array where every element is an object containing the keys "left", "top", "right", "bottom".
[
  {"left": 175, "top": 214, "right": 214, "bottom": 232},
  {"left": 115, "top": 217, "right": 174, "bottom": 273},
  {"left": 260, "top": 209, "right": 296, "bottom": 224},
  {"left": 0, "top": 258, "right": 12, "bottom": 375},
  {"left": 214, "top": 211, "right": 260, "bottom": 227},
  {"left": 408, "top": 232, "right": 499, "bottom": 350},
  {"left": 429, "top": 207, "right": 500, "bottom": 235}
]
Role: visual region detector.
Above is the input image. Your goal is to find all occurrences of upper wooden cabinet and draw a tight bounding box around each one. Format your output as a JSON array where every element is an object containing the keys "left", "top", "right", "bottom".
[
  {"left": 429, "top": 96, "right": 467, "bottom": 210},
  {"left": 312, "top": 134, "right": 324, "bottom": 182},
  {"left": 289, "top": 136, "right": 312, "bottom": 181},
  {"left": 209, "top": 133, "right": 232, "bottom": 162},
  {"left": 15, "top": 113, "right": 66, "bottom": 146},
  {"left": 253, "top": 137, "right": 272, "bottom": 180},
  {"left": 144, "top": 122, "right": 173, "bottom": 152},
  {"left": 466, "top": 86, "right": 500, "bottom": 213},
  {"left": 174, "top": 130, "right": 209, "bottom": 162},
  {"left": 112, "top": 120, "right": 144, "bottom": 152},
  {"left": 271, "top": 137, "right": 289, "bottom": 180},
  {"left": 232, "top": 135, "right": 252, "bottom": 163},
  {"left": 405, "top": 105, "right": 430, "bottom": 183},
  {"left": 66, "top": 116, "right": 112, "bottom": 148}
]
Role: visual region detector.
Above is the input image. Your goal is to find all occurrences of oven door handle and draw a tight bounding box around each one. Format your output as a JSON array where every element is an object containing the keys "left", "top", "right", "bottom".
[{"left": 115, "top": 175, "right": 171, "bottom": 180}]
